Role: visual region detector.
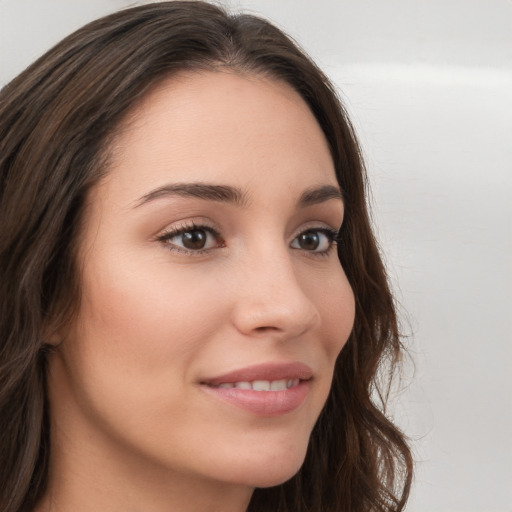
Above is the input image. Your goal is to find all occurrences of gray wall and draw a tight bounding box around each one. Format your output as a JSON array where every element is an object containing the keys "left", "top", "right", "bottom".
[{"left": 1, "top": 1, "right": 511, "bottom": 510}]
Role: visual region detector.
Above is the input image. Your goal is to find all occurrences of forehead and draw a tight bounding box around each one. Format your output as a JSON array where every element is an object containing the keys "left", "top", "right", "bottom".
[{"left": 100, "top": 70, "right": 337, "bottom": 204}]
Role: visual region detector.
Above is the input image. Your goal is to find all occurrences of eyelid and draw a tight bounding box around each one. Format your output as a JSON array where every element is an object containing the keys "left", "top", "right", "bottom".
[
  {"left": 290, "top": 224, "right": 341, "bottom": 255},
  {"left": 156, "top": 221, "right": 224, "bottom": 255},
  {"left": 155, "top": 219, "right": 341, "bottom": 257},
  {"left": 290, "top": 221, "right": 340, "bottom": 241}
]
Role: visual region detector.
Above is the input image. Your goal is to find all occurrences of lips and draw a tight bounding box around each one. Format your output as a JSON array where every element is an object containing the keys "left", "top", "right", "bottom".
[
  {"left": 213, "top": 378, "right": 300, "bottom": 391},
  {"left": 201, "top": 362, "right": 313, "bottom": 386},
  {"left": 200, "top": 362, "right": 313, "bottom": 416}
]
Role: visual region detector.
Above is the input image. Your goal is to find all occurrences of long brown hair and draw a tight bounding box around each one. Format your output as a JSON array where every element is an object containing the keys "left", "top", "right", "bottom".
[{"left": 0, "top": 2, "right": 412, "bottom": 511}]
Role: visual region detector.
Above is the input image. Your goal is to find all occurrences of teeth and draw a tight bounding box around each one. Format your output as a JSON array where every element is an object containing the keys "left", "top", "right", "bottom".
[
  {"left": 252, "top": 380, "right": 270, "bottom": 391},
  {"left": 215, "top": 379, "right": 300, "bottom": 391},
  {"left": 270, "top": 379, "right": 287, "bottom": 391}
]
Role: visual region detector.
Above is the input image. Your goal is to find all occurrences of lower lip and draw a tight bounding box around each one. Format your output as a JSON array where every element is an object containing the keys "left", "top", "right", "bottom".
[{"left": 201, "top": 381, "right": 310, "bottom": 416}]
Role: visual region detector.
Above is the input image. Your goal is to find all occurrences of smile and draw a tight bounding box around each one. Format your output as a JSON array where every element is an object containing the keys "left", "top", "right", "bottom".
[
  {"left": 200, "top": 362, "right": 312, "bottom": 416},
  {"left": 212, "top": 379, "right": 301, "bottom": 391}
]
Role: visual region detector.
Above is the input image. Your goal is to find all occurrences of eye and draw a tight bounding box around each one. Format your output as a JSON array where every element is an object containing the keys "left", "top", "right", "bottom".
[
  {"left": 290, "top": 228, "right": 338, "bottom": 254},
  {"left": 158, "top": 223, "right": 222, "bottom": 253}
]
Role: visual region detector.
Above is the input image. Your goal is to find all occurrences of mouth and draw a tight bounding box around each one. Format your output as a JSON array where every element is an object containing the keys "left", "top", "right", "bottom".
[
  {"left": 200, "top": 362, "right": 312, "bottom": 416},
  {"left": 210, "top": 378, "right": 301, "bottom": 391}
]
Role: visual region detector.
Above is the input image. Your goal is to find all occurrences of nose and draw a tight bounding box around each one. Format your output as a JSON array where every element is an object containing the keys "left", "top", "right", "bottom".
[{"left": 230, "top": 246, "right": 321, "bottom": 339}]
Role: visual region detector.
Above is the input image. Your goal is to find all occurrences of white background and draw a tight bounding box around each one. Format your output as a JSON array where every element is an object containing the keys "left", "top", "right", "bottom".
[{"left": 1, "top": 1, "right": 511, "bottom": 510}]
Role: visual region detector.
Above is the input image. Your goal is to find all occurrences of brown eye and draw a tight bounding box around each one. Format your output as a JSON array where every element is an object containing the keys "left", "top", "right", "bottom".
[
  {"left": 297, "top": 231, "right": 320, "bottom": 250},
  {"left": 181, "top": 229, "right": 208, "bottom": 250},
  {"left": 291, "top": 228, "right": 337, "bottom": 253},
  {"left": 160, "top": 225, "right": 221, "bottom": 253}
]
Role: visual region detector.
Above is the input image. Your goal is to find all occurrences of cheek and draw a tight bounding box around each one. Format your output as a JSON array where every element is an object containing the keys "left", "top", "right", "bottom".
[
  {"left": 303, "top": 264, "right": 355, "bottom": 360},
  {"left": 294, "top": 263, "right": 355, "bottom": 417},
  {"left": 58, "top": 253, "right": 231, "bottom": 453},
  {"left": 84, "top": 250, "right": 218, "bottom": 340},
  {"left": 69, "top": 253, "right": 225, "bottom": 401}
]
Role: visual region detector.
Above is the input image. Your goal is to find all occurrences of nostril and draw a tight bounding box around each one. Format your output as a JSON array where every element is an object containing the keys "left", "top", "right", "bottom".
[{"left": 254, "top": 326, "right": 279, "bottom": 333}]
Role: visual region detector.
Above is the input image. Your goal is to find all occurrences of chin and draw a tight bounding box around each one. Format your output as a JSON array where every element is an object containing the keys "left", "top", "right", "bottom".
[
  {"left": 251, "top": 467, "right": 303, "bottom": 489},
  {"left": 227, "top": 445, "right": 308, "bottom": 489}
]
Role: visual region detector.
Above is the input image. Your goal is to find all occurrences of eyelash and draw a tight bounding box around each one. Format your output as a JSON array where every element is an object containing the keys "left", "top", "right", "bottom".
[
  {"left": 157, "top": 222, "right": 223, "bottom": 255},
  {"left": 157, "top": 222, "right": 341, "bottom": 257},
  {"left": 290, "top": 227, "right": 341, "bottom": 257}
]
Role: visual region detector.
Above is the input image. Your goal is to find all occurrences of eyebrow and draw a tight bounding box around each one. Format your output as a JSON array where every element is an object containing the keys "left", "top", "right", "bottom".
[
  {"left": 134, "top": 183, "right": 248, "bottom": 208},
  {"left": 298, "top": 184, "right": 344, "bottom": 207},
  {"left": 134, "top": 182, "right": 343, "bottom": 209}
]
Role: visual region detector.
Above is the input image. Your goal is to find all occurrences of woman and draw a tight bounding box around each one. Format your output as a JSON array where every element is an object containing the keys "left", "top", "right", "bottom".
[{"left": 0, "top": 2, "right": 412, "bottom": 511}]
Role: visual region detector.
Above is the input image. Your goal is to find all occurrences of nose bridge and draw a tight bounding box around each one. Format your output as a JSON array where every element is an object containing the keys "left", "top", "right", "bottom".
[{"left": 232, "top": 239, "right": 320, "bottom": 337}]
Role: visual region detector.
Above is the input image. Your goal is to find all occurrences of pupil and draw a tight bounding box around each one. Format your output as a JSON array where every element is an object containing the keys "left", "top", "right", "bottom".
[
  {"left": 300, "top": 231, "right": 319, "bottom": 250},
  {"left": 182, "top": 229, "right": 206, "bottom": 249}
]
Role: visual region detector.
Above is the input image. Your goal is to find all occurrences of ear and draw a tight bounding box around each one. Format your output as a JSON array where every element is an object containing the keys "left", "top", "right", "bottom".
[
  {"left": 45, "top": 331, "right": 62, "bottom": 347},
  {"left": 42, "top": 295, "right": 77, "bottom": 348},
  {"left": 42, "top": 318, "right": 68, "bottom": 348}
]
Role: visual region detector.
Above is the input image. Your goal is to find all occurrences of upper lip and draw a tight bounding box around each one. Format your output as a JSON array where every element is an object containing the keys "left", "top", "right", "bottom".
[{"left": 201, "top": 362, "right": 313, "bottom": 386}]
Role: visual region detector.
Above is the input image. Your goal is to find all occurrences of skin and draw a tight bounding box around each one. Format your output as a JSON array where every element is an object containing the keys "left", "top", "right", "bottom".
[{"left": 40, "top": 71, "right": 355, "bottom": 512}]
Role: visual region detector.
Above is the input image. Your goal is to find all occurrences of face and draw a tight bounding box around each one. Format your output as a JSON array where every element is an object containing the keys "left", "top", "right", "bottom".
[{"left": 48, "top": 71, "right": 355, "bottom": 500}]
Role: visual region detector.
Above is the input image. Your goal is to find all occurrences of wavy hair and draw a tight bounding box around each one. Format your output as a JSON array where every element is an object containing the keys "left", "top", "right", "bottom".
[{"left": 0, "top": 2, "right": 412, "bottom": 511}]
